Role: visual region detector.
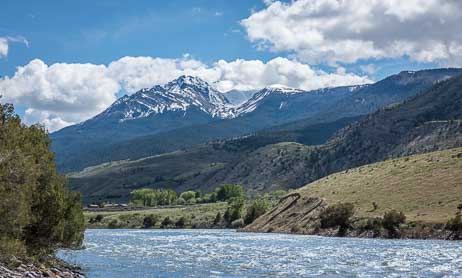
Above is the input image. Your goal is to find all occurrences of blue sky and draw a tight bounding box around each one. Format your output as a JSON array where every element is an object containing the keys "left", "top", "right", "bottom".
[
  {"left": 0, "top": 0, "right": 271, "bottom": 75},
  {"left": 0, "top": 0, "right": 460, "bottom": 131}
]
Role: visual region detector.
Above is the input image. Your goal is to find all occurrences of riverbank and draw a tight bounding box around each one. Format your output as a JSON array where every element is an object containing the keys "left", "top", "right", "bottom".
[
  {"left": 241, "top": 195, "right": 461, "bottom": 240},
  {"left": 0, "top": 256, "right": 84, "bottom": 278},
  {"left": 85, "top": 202, "right": 229, "bottom": 229}
]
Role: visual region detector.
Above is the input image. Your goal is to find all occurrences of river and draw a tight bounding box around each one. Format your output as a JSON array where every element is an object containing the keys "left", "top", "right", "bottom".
[{"left": 57, "top": 229, "right": 462, "bottom": 277}]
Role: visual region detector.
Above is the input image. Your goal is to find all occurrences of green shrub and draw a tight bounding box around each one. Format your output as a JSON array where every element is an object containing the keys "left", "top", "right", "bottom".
[
  {"left": 175, "top": 217, "right": 187, "bottom": 228},
  {"left": 382, "top": 210, "right": 406, "bottom": 238},
  {"left": 179, "top": 191, "right": 196, "bottom": 202},
  {"left": 95, "top": 214, "right": 104, "bottom": 222},
  {"left": 213, "top": 212, "right": 222, "bottom": 226},
  {"left": 108, "top": 219, "right": 119, "bottom": 229},
  {"left": 446, "top": 214, "right": 462, "bottom": 233},
  {"left": 143, "top": 214, "right": 158, "bottom": 229},
  {"left": 230, "top": 219, "right": 244, "bottom": 228},
  {"left": 224, "top": 197, "right": 245, "bottom": 225},
  {"left": 176, "top": 198, "right": 186, "bottom": 205},
  {"left": 244, "top": 199, "right": 269, "bottom": 225},
  {"left": 320, "top": 203, "right": 355, "bottom": 235},
  {"left": 161, "top": 216, "right": 173, "bottom": 228},
  {"left": 364, "top": 217, "right": 383, "bottom": 237},
  {"left": 216, "top": 184, "right": 244, "bottom": 201}
]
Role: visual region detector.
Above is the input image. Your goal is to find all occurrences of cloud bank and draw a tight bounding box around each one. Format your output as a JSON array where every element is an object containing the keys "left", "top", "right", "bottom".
[
  {"left": 242, "top": 0, "right": 462, "bottom": 66},
  {"left": 0, "top": 56, "right": 369, "bottom": 131}
]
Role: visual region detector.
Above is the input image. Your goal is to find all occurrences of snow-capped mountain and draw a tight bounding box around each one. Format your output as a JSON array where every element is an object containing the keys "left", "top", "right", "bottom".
[
  {"left": 51, "top": 68, "right": 462, "bottom": 173},
  {"left": 235, "top": 84, "right": 306, "bottom": 114},
  {"left": 224, "top": 89, "right": 257, "bottom": 106},
  {"left": 100, "top": 75, "right": 237, "bottom": 121}
]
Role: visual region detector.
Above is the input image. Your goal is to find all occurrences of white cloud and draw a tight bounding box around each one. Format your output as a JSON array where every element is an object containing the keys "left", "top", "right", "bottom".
[
  {"left": 242, "top": 0, "right": 462, "bottom": 66},
  {"left": 0, "top": 36, "right": 30, "bottom": 58},
  {"left": 0, "top": 59, "right": 120, "bottom": 131},
  {"left": 0, "top": 56, "right": 369, "bottom": 131},
  {"left": 210, "top": 57, "right": 370, "bottom": 92},
  {"left": 0, "top": 37, "right": 9, "bottom": 57}
]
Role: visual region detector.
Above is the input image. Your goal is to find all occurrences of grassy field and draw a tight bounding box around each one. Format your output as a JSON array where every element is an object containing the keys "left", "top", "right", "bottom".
[
  {"left": 298, "top": 147, "right": 462, "bottom": 223},
  {"left": 85, "top": 202, "right": 228, "bottom": 229}
]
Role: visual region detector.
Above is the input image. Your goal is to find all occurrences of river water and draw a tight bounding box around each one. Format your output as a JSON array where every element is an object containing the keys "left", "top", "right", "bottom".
[{"left": 57, "top": 229, "right": 462, "bottom": 277}]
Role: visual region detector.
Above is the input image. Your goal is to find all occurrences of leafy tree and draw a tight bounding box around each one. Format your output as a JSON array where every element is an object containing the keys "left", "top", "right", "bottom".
[
  {"left": 179, "top": 191, "right": 196, "bottom": 202},
  {"left": 224, "top": 197, "right": 245, "bottom": 225},
  {"left": 320, "top": 203, "right": 355, "bottom": 235},
  {"left": 244, "top": 199, "right": 269, "bottom": 225},
  {"left": 216, "top": 184, "right": 244, "bottom": 201},
  {"left": 95, "top": 214, "right": 104, "bottom": 222},
  {"left": 0, "top": 103, "right": 84, "bottom": 256},
  {"left": 382, "top": 210, "right": 406, "bottom": 238},
  {"left": 202, "top": 192, "right": 218, "bottom": 203},
  {"left": 130, "top": 188, "right": 177, "bottom": 207}
]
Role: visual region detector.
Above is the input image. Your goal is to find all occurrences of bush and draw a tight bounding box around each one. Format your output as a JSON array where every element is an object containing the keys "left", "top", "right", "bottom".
[
  {"left": 244, "top": 199, "right": 269, "bottom": 225},
  {"left": 175, "top": 217, "right": 187, "bottom": 228},
  {"left": 230, "top": 219, "right": 244, "bottom": 228},
  {"left": 320, "top": 203, "right": 355, "bottom": 235},
  {"left": 143, "top": 214, "right": 158, "bottom": 229},
  {"left": 224, "top": 197, "right": 245, "bottom": 225},
  {"left": 213, "top": 212, "right": 222, "bottom": 226},
  {"left": 108, "top": 219, "right": 119, "bottom": 229},
  {"left": 216, "top": 184, "right": 244, "bottom": 201},
  {"left": 364, "top": 218, "right": 383, "bottom": 237},
  {"left": 446, "top": 204, "right": 462, "bottom": 238},
  {"left": 161, "top": 217, "right": 173, "bottom": 228},
  {"left": 179, "top": 191, "right": 196, "bottom": 202},
  {"left": 382, "top": 210, "right": 406, "bottom": 238},
  {"left": 176, "top": 198, "right": 186, "bottom": 205},
  {"left": 95, "top": 214, "right": 104, "bottom": 222}
]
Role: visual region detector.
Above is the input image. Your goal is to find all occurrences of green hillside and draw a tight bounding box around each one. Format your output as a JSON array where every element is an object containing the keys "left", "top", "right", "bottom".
[
  {"left": 243, "top": 148, "right": 462, "bottom": 237},
  {"left": 298, "top": 147, "right": 462, "bottom": 223}
]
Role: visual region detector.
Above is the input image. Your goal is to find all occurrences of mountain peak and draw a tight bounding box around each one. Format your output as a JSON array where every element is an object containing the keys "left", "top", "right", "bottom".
[
  {"left": 264, "top": 84, "right": 304, "bottom": 94},
  {"left": 171, "top": 75, "right": 209, "bottom": 88}
]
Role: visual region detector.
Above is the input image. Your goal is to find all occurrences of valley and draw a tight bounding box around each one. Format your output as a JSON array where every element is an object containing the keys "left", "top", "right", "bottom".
[{"left": 67, "top": 70, "right": 462, "bottom": 206}]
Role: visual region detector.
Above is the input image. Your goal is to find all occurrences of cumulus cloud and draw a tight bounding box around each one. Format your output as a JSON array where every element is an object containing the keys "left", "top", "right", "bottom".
[
  {"left": 0, "top": 59, "right": 120, "bottom": 131},
  {"left": 242, "top": 0, "right": 462, "bottom": 66},
  {"left": 0, "top": 56, "right": 369, "bottom": 131}
]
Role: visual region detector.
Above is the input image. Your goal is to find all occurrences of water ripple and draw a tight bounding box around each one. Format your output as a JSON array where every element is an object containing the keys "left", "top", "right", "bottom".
[{"left": 57, "top": 229, "right": 462, "bottom": 278}]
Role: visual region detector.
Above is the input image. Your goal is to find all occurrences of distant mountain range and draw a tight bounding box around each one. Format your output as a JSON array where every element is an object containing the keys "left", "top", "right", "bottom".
[
  {"left": 52, "top": 68, "right": 462, "bottom": 173},
  {"left": 65, "top": 69, "right": 462, "bottom": 203}
]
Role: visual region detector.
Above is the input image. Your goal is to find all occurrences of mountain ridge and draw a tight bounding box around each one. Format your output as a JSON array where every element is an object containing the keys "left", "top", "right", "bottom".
[{"left": 52, "top": 68, "right": 462, "bottom": 172}]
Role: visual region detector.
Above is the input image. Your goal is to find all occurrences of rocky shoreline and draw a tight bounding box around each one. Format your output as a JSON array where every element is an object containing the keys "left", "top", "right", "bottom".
[{"left": 0, "top": 257, "right": 84, "bottom": 278}]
